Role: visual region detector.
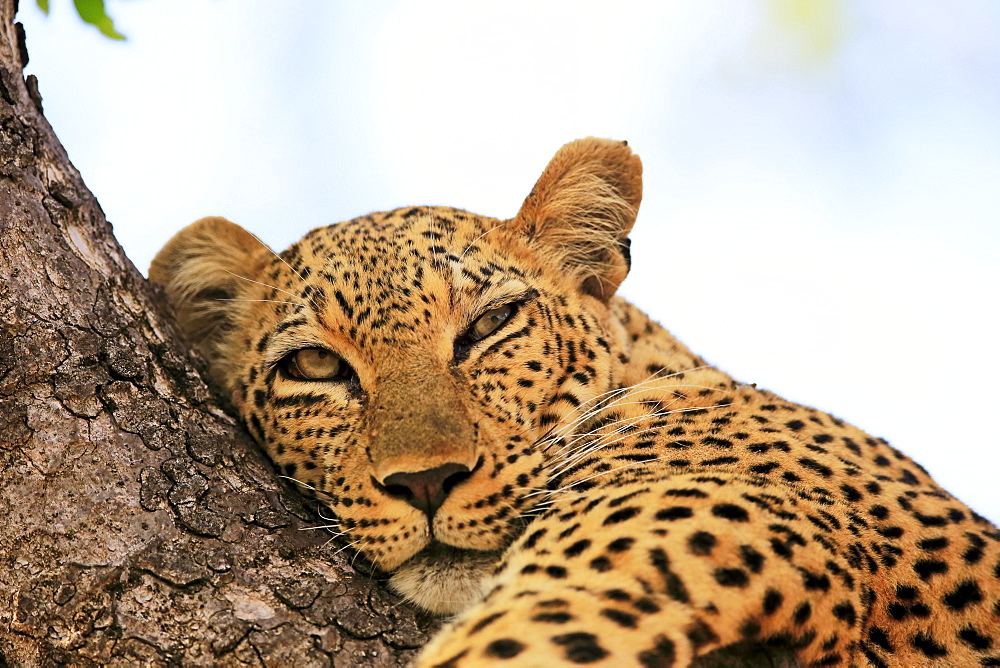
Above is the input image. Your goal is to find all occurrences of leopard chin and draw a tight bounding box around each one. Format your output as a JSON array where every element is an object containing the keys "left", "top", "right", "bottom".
[{"left": 388, "top": 542, "right": 501, "bottom": 615}]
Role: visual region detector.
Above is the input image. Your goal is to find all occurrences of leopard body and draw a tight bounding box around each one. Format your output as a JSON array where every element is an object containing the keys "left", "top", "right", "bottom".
[{"left": 151, "top": 138, "right": 1000, "bottom": 666}]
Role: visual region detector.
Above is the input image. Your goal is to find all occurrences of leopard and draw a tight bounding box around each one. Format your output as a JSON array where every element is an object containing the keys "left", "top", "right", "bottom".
[{"left": 150, "top": 138, "right": 1000, "bottom": 666}]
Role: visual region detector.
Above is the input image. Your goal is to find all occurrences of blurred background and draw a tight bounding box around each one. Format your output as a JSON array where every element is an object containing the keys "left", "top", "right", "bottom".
[{"left": 17, "top": 1, "right": 1000, "bottom": 522}]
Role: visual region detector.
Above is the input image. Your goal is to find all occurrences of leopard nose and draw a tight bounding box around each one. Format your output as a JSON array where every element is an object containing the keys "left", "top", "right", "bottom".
[{"left": 380, "top": 462, "right": 473, "bottom": 517}]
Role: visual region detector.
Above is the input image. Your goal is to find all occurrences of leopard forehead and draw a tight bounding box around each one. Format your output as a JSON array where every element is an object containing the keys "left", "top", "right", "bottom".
[{"left": 268, "top": 207, "right": 545, "bottom": 349}]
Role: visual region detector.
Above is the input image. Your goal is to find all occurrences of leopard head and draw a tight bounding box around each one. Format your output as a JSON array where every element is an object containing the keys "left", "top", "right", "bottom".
[{"left": 149, "top": 138, "right": 642, "bottom": 613}]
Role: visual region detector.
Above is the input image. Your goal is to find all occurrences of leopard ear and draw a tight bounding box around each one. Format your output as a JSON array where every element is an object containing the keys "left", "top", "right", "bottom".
[
  {"left": 511, "top": 137, "right": 642, "bottom": 301},
  {"left": 149, "top": 216, "right": 272, "bottom": 368}
]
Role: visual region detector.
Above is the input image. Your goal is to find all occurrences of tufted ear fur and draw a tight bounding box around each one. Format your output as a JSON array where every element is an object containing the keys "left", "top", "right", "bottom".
[
  {"left": 511, "top": 137, "right": 642, "bottom": 301},
  {"left": 149, "top": 216, "right": 273, "bottom": 375}
]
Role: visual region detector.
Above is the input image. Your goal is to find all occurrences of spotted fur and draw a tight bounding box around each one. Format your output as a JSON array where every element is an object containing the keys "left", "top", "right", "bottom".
[{"left": 151, "top": 138, "right": 1000, "bottom": 666}]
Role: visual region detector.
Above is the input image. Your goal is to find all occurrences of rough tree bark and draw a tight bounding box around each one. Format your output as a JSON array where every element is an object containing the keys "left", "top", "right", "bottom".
[{"left": 0, "top": 3, "right": 434, "bottom": 665}]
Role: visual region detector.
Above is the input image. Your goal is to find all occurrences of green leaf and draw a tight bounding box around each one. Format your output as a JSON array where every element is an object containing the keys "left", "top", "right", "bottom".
[
  {"left": 36, "top": 0, "right": 50, "bottom": 16},
  {"left": 72, "top": 0, "right": 126, "bottom": 41}
]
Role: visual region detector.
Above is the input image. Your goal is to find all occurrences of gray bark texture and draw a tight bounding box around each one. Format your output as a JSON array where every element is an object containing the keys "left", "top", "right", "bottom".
[{"left": 0, "top": 2, "right": 434, "bottom": 664}]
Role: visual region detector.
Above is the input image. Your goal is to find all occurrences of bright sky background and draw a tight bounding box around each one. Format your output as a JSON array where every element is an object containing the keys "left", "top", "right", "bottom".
[{"left": 17, "top": 1, "right": 1000, "bottom": 523}]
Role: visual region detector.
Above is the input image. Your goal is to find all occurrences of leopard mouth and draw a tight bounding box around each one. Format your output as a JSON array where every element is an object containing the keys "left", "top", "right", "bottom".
[
  {"left": 411, "top": 540, "right": 502, "bottom": 565},
  {"left": 388, "top": 541, "right": 503, "bottom": 615}
]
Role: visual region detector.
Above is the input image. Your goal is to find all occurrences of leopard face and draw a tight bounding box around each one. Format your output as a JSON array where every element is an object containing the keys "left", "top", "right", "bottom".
[{"left": 150, "top": 138, "right": 642, "bottom": 613}]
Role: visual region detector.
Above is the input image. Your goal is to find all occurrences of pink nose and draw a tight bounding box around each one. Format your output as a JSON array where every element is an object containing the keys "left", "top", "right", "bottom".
[{"left": 380, "top": 463, "right": 473, "bottom": 517}]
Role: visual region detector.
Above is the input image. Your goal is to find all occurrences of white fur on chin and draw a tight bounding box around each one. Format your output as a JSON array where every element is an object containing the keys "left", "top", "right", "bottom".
[{"left": 388, "top": 546, "right": 499, "bottom": 615}]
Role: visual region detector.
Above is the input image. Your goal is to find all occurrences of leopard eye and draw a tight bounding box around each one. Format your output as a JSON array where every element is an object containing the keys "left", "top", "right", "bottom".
[
  {"left": 468, "top": 304, "right": 516, "bottom": 342},
  {"left": 281, "top": 348, "right": 346, "bottom": 380}
]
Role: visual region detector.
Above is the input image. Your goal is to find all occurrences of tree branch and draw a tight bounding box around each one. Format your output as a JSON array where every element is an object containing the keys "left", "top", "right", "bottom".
[{"left": 0, "top": 2, "right": 432, "bottom": 664}]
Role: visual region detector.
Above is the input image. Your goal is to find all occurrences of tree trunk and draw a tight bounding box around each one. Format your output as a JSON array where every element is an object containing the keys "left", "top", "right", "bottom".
[{"left": 0, "top": 3, "right": 433, "bottom": 664}]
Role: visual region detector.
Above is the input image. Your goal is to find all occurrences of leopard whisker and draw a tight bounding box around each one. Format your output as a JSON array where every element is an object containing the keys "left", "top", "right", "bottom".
[
  {"left": 222, "top": 269, "right": 308, "bottom": 304},
  {"left": 328, "top": 535, "right": 366, "bottom": 556},
  {"left": 520, "top": 427, "right": 668, "bottom": 501},
  {"left": 217, "top": 298, "right": 306, "bottom": 308},
  {"left": 244, "top": 228, "right": 309, "bottom": 285},
  {"left": 316, "top": 505, "right": 337, "bottom": 521},
  {"left": 299, "top": 524, "right": 346, "bottom": 532},
  {"left": 536, "top": 369, "right": 716, "bottom": 449},
  {"left": 536, "top": 402, "right": 730, "bottom": 480},
  {"left": 510, "top": 367, "right": 707, "bottom": 451},
  {"left": 543, "top": 419, "right": 665, "bottom": 477},
  {"left": 239, "top": 229, "right": 329, "bottom": 314},
  {"left": 560, "top": 421, "right": 670, "bottom": 467},
  {"left": 546, "top": 456, "right": 675, "bottom": 498},
  {"left": 539, "top": 385, "right": 722, "bottom": 448},
  {"left": 278, "top": 474, "right": 337, "bottom": 500},
  {"left": 538, "top": 395, "right": 694, "bottom": 465},
  {"left": 551, "top": 367, "right": 684, "bottom": 417},
  {"left": 459, "top": 220, "right": 510, "bottom": 263},
  {"left": 544, "top": 391, "right": 686, "bottom": 445}
]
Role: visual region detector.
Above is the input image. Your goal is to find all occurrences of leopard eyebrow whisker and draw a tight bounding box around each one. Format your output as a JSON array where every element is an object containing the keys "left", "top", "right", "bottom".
[
  {"left": 222, "top": 264, "right": 324, "bottom": 318},
  {"left": 243, "top": 228, "right": 309, "bottom": 285},
  {"left": 458, "top": 220, "right": 510, "bottom": 262},
  {"left": 222, "top": 269, "right": 309, "bottom": 305},
  {"left": 216, "top": 298, "right": 306, "bottom": 308},
  {"left": 245, "top": 227, "right": 328, "bottom": 315}
]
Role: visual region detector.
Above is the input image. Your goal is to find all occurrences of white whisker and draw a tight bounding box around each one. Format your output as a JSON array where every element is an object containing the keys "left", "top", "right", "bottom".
[
  {"left": 538, "top": 385, "right": 726, "bottom": 465},
  {"left": 549, "top": 456, "right": 676, "bottom": 496},
  {"left": 245, "top": 229, "right": 309, "bottom": 285},
  {"left": 278, "top": 474, "right": 336, "bottom": 499},
  {"left": 329, "top": 535, "right": 365, "bottom": 555},
  {"left": 299, "top": 524, "right": 346, "bottom": 533},
  {"left": 243, "top": 229, "right": 330, "bottom": 313},
  {"left": 217, "top": 298, "right": 306, "bottom": 307},
  {"left": 222, "top": 269, "right": 306, "bottom": 304},
  {"left": 459, "top": 221, "right": 509, "bottom": 262},
  {"left": 537, "top": 367, "right": 716, "bottom": 444}
]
